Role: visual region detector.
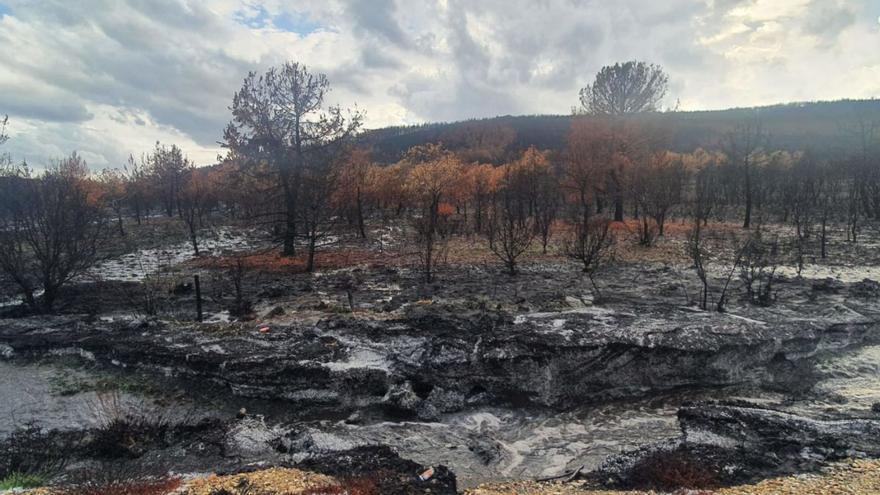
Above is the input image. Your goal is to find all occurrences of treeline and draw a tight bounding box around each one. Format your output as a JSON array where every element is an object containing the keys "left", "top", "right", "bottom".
[
  {"left": 360, "top": 100, "right": 880, "bottom": 164},
  {"left": 0, "top": 142, "right": 231, "bottom": 311},
  {"left": 2, "top": 61, "right": 880, "bottom": 313}
]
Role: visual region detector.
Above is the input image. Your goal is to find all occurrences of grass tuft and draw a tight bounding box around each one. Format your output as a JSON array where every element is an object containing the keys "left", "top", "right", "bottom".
[{"left": 0, "top": 471, "right": 47, "bottom": 489}]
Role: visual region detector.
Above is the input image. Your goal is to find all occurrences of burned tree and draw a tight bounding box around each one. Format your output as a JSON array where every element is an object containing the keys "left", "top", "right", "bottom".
[
  {"left": 148, "top": 142, "right": 188, "bottom": 218},
  {"left": 301, "top": 149, "right": 343, "bottom": 273},
  {"left": 123, "top": 154, "right": 151, "bottom": 225},
  {"left": 98, "top": 168, "right": 127, "bottom": 237},
  {"left": 178, "top": 164, "right": 213, "bottom": 257},
  {"left": 738, "top": 230, "right": 780, "bottom": 306},
  {"left": 224, "top": 254, "right": 254, "bottom": 318},
  {"left": 632, "top": 151, "right": 687, "bottom": 243},
  {"left": 0, "top": 114, "right": 7, "bottom": 146},
  {"left": 687, "top": 162, "right": 720, "bottom": 310},
  {"left": 335, "top": 148, "right": 374, "bottom": 239},
  {"left": 225, "top": 62, "right": 362, "bottom": 256},
  {"left": 785, "top": 154, "right": 819, "bottom": 275},
  {"left": 578, "top": 61, "right": 669, "bottom": 116},
  {"left": 526, "top": 150, "right": 560, "bottom": 254},
  {"left": 404, "top": 145, "right": 462, "bottom": 282},
  {"left": 816, "top": 163, "right": 839, "bottom": 260},
  {"left": 465, "top": 163, "right": 496, "bottom": 235},
  {"left": 487, "top": 165, "right": 535, "bottom": 276},
  {"left": 723, "top": 115, "right": 768, "bottom": 229},
  {"left": 0, "top": 153, "right": 106, "bottom": 312},
  {"left": 563, "top": 217, "right": 613, "bottom": 299}
]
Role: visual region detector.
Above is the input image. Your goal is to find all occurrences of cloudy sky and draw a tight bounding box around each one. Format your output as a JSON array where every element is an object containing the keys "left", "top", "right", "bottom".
[{"left": 0, "top": 0, "right": 877, "bottom": 169}]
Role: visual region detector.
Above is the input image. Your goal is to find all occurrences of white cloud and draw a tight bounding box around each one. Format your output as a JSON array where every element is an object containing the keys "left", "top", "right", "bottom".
[{"left": 0, "top": 0, "right": 876, "bottom": 169}]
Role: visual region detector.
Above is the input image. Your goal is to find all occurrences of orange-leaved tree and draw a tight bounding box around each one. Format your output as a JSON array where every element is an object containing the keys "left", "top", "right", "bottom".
[{"left": 403, "top": 144, "right": 464, "bottom": 282}]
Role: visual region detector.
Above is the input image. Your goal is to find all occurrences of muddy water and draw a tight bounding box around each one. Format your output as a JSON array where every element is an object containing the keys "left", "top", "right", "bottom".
[{"left": 3, "top": 346, "right": 879, "bottom": 488}]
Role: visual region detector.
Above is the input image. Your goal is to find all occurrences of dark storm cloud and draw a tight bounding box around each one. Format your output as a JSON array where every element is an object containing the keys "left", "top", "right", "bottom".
[
  {"left": 0, "top": 85, "right": 92, "bottom": 123},
  {"left": 360, "top": 45, "right": 403, "bottom": 70},
  {"left": 0, "top": 0, "right": 254, "bottom": 149},
  {"left": 342, "top": 0, "right": 410, "bottom": 47}
]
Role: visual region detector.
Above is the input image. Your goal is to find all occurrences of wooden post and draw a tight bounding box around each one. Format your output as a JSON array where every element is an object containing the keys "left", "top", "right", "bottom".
[{"left": 194, "top": 274, "right": 203, "bottom": 322}]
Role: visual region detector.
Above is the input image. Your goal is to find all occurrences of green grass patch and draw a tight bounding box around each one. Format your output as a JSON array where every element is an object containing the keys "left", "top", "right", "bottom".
[
  {"left": 0, "top": 471, "right": 47, "bottom": 490},
  {"left": 49, "top": 370, "right": 160, "bottom": 397}
]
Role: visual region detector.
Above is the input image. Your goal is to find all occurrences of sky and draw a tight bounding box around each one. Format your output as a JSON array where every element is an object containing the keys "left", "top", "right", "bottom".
[{"left": 0, "top": 0, "right": 877, "bottom": 169}]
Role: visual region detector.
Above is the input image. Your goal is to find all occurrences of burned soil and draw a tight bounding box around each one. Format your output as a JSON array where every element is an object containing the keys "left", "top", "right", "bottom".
[{"left": 3, "top": 219, "right": 880, "bottom": 492}]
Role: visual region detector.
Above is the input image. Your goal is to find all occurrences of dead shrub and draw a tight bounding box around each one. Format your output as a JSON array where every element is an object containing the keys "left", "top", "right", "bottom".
[
  {"left": 737, "top": 229, "right": 780, "bottom": 306},
  {"left": 58, "top": 463, "right": 180, "bottom": 495},
  {"left": 86, "top": 392, "right": 174, "bottom": 459},
  {"left": 627, "top": 448, "right": 719, "bottom": 491},
  {"left": 0, "top": 422, "right": 70, "bottom": 479}
]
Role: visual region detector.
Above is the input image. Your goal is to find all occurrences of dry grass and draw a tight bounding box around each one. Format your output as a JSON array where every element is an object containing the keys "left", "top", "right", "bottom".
[
  {"left": 300, "top": 477, "right": 379, "bottom": 495},
  {"left": 192, "top": 248, "right": 396, "bottom": 274},
  {"left": 468, "top": 459, "right": 880, "bottom": 494},
  {"left": 22, "top": 459, "right": 880, "bottom": 495},
  {"left": 56, "top": 477, "right": 181, "bottom": 495},
  {"left": 182, "top": 468, "right": 338, "bottom": 495},
  {"left": 189, "top": 218, "right": 752, "bottom": 277}
]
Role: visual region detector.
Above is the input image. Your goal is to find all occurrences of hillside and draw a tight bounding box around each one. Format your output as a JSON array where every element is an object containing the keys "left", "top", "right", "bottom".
[{"left": 360, "top": 99, "right": 880, "bottom": 164}]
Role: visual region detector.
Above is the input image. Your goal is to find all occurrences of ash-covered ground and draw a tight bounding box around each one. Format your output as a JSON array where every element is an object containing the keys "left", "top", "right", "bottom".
[{"left": 3, "top": 217, "right": 880, "bottom": 491}]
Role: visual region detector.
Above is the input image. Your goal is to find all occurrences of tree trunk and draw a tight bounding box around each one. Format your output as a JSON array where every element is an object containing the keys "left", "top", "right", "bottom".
[
  {"left": 614, "top": 194, "right": 624, "bottom": 222},
  {"left": 356, "top": 188, "right": 366, "bottom": 239},
  {"left": 743, "top": 166, "right": 752, "bottom": 229},
  {"left": 306, "top": 235, "right": 317, "bottom": 272},
  {"left": 117, "top": 210, "right": 125, "bottom": 237},
  {"left": 41, "top": 287, "right": 55, "bottom": 313},
  {"left": 281, "top": 174, "right": 297, "bottom": 256}
]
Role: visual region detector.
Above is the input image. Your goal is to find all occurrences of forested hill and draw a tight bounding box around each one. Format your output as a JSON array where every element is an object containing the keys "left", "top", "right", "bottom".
[{"left": 359, "top": 99, "right": 880, "bottom": 164}]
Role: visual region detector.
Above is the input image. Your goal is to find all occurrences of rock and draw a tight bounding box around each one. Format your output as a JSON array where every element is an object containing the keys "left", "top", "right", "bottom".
[
  {"left": 590, "top": 401, "right": 880, "bottom": 489},
  {"left": 872, "top": 403, "right": 880, "bottom": 413},
  {"left": 383, "top": 381, "right": 423, "bottom": 417},
  {"left": 0, "top": 343, "right": 14, "bottom": 358},
  {"left": 416, "top": 401, "right": 440, "bottom": 422},
  {"left": 425, "top": 387, "right": 466, "bottom": 414},
  {"left": 812, "top": 278, "right": 843, "bottom": 293},
  {"left": 264, "top": 306, "right": 285, "bottom": 318},
  {"left": 225, "top": 416, "right": 283, "bottom": 458},
  {"left": 345, "top": 411, "right": 363, "bottom": 425},
  {"left": 679, "top": 401, "right": 880, "bottom": 461},
  {"left": 564, "top": 295, "right": 586, "bottom": 308},
  {"left": 171, "top": 281, "right": 193, "bottom": 295},
  {"left": 258, "top": 283, "right": 286, "bottom": 298},
  {"left": 2, "top": 306, "right": 879, "bottom": 416},
  {"left": 851, "top": 279, "right": 880, "bottom": 299}
]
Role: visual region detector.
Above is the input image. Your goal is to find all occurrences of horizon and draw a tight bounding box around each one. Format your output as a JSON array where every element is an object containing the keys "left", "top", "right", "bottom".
[{"left": 4, "top": 96, "right": 878, "bottom": 173}]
